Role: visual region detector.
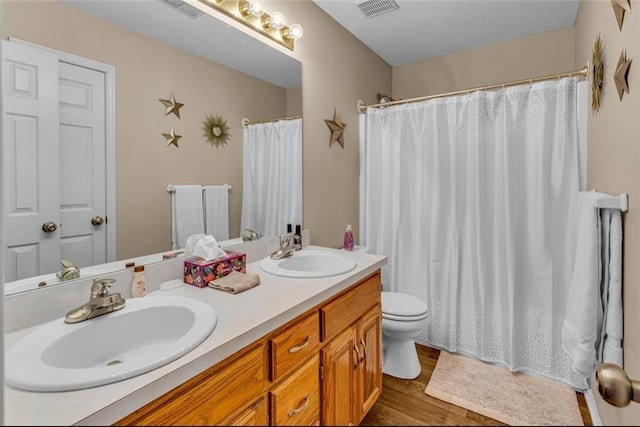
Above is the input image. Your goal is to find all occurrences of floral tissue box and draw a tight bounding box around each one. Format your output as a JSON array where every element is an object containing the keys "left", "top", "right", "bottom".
[{"left": 183, "top": 251, "right": 247, "bottom": 288}]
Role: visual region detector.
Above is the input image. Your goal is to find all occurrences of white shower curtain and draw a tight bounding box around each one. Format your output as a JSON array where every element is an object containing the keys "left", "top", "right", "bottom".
[
  {"left": 241, "top": 118, "right": 302, "bottom": 238},
  {"left": 360, "top": 78, "right": 587, "bottom": 389}
]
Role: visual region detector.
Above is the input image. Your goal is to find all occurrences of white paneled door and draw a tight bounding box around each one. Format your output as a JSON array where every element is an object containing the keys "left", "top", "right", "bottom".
[
  {"left": 58, "top": 61, "right": 106, "bottom": 269},
  {"left": 2, "top": 40, "right": 108, "bottom": 281}
]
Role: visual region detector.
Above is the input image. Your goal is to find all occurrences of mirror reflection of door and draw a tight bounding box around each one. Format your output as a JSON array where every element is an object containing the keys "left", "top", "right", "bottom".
[{"left": 1, "top": 40, "right": 113, "bottom": 281}]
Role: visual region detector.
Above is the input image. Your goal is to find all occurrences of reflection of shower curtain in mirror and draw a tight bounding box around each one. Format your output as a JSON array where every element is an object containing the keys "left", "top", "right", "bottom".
[{"left": 241, "top": 118, "right": 302, "bottom": 238}]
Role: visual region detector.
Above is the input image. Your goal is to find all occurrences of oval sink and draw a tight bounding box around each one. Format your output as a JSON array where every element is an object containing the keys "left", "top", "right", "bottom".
[
  {"left": 260, "top": 248, "right": 357, "bottom": 278},
  {"left": 6, "top": 295, "right": 217, "bottom": 392}
]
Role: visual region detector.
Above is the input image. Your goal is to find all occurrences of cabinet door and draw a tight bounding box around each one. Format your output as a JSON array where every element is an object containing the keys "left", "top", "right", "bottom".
[
  {"left": 320, "top": 326, "right": 358, "bottom": 426},
  {"left": 356, "top": 304, "right": 382, "bottom": 423}
]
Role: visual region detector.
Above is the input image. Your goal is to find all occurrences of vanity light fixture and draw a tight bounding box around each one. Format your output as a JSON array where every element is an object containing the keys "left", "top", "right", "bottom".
[{"left": 194, "top": 0, "right": 302, "bottom": 50}]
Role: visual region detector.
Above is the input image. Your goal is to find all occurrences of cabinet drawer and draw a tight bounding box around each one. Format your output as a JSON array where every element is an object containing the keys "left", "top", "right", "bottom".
[
  {"left": 271, "top": 311, "right": 319, "bottom": 381},
  {"left": 116, "top": 343, "right": 266, "bottom": 426},
  {"left": 222, "top": 395, "right": 268, "bottom": 426},
  {"left": 320, "top": 272, "right": 381, "bottom": 342},
  {"left": 270, "top": 356, "right": 320, "bottom": 426}
]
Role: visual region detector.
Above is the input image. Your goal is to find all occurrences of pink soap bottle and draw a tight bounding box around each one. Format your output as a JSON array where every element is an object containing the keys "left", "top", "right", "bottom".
[{"left": 343, "top": 224, "right": 354, "bottom": 251}]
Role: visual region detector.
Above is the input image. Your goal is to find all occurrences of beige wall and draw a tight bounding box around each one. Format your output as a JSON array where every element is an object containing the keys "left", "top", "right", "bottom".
[
  {"left": 393, "top": 26, "right": 575, "bottom": 98},
  {"left": 2, "top": 0, "right": 289, "bottom": 260},
  {"left": 575, "top": 0, "right": 640, "bottom": 424},
  {"left": 287, "top": 0, "right": 392, "bottom": 248}
]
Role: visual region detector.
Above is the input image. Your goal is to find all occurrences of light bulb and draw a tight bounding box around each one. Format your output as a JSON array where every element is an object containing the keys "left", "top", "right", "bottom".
[
  {"left": 268, "top": 11, "right": 286, "bottom": 29},
  {"left": 239, "top": 0, "right": 264, "bottom": 17},
  {"left": 283, "top": 23, "right": 304, "bottom": 41}
]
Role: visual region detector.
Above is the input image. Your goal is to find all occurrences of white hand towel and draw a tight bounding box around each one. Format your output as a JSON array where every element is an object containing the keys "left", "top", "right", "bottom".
[
  {"left": 603, "top": 209, "right": 623, "bottom": 367},
  {"left": 203, "top": 185, "right": 230, "bottom": 241},
  {"left": 171, "top": 185, "right": 205, "bottom": 250},
  {"left": 561, "top": 191, "right": 605, "bottom": 377}
]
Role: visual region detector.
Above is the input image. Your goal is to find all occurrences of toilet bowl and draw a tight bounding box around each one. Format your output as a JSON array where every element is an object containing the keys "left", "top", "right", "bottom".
[{"left": 381, "top": 291, "right": 429, "bottom": 380}]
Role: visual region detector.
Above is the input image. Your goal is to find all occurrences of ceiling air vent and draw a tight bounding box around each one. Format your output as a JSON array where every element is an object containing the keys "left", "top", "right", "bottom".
[
  {"left": 157, "top": 0, "right": 204, "bottom": 19},
  {"left": 355, "top": 0, "right": 399, "bottom": 18}
]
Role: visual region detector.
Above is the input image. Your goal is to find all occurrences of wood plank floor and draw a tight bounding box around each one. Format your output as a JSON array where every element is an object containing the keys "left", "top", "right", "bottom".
[{"left": 361, "top": 344, "right": 593, "bottom": 426}]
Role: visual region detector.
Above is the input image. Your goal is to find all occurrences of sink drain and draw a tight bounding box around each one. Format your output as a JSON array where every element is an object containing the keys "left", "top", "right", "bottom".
[{"left": 106, "top": 360, "right": 122, "bottom": 366}]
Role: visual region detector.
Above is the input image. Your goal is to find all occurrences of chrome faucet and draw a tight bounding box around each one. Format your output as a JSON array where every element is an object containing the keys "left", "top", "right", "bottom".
[
  {"left": 56, "top": 259, "right": 80, "bottom": 282},
  {"left": 242, "top": 228, "right": 262, "bottom": 242},
  {"left": 64, "top": 278, "right": 126, "bottom": 324},
  {"left": 270, "top": 233, "right": 295, "bottom": 260}
]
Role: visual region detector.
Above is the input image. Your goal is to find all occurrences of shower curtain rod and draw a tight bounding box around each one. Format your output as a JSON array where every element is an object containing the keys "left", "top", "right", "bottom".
[
  {"left": 241, "top": 114, "right": 302, "bottom": 127},
  {"left": 357, "top": 64, "right": 589, "bottom": 113}
]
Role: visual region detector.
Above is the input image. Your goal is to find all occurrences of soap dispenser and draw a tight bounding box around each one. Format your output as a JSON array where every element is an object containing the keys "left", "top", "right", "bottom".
[
  {"left": 343, "top": 225, "right": 354, "bottom": 251},
  {"left": 131, "top": 265, "right": 147, "bottom": 298}
]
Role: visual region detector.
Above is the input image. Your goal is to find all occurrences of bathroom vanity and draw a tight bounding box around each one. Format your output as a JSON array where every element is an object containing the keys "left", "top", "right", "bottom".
[{"left": 3, "top": 245, "right": 386, "bottom": 426}]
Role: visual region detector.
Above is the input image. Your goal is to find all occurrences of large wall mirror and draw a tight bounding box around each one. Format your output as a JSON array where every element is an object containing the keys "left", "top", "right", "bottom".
[{"left": 1, "top": 0, "right": 302, "bottom": 295}]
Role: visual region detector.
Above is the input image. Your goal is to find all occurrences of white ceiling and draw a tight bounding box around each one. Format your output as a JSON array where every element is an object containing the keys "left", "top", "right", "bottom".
[
  {"left": 61, "top": 0, "right": 580, "bottom": 87},
  {"left": 312, "top": 0, "right": 581, "bottom": 66},
  {"left": 62, "top": 0, "right": 302, "bottom": 89}
]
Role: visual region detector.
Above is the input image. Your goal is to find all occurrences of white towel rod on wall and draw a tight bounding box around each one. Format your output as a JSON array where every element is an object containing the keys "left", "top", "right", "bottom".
[
  {"left": 166, "top": 184, "right": 232, "bottom": 193},
  {"left": 594, "top": 193, "right": 628, "bottom": 212}
]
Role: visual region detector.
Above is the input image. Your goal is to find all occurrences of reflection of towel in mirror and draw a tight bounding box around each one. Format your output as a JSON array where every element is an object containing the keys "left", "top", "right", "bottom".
[
  {"left": 208, "top": 271, "right": 260, "bottom": 294},
  {"left": 203, "top": 185, "right": 230, "bottom": 241},
  {"left": 171, "top": 185, "right": 205, "bottom": 250}
]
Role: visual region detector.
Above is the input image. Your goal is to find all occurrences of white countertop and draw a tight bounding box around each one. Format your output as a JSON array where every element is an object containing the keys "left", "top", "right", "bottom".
[{"left": 3, "top": 246, "right": 386, "bottom": 426}]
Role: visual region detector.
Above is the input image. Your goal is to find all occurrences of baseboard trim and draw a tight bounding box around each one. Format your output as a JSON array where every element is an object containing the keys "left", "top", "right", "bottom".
[{"left": 585, "top": 388, "right": 602, "bottom": 426}]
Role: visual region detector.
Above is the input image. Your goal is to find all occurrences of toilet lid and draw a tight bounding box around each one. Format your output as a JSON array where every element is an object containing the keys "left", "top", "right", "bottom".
[{"left": 381, "top": 292, "right": 428, "bottom": 317}]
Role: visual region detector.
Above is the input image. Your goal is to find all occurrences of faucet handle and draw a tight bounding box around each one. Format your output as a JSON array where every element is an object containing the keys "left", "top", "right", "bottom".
[
  {"left": 57, "top": 259, "right": 80, "bottom": 281},
  {"left": 91, "top": 278, "right": 116, "bottom": 297}
]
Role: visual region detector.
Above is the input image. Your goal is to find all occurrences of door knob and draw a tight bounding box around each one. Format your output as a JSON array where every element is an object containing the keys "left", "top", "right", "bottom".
[
  {"left": 596, "top": 363, "right": 640, "bottom": 407},
  {"left": 42, "top": 222, "right": 58, "bottom": 233},
  {"left": 91, "top": 216, "right": 105, "bottom": 226}
]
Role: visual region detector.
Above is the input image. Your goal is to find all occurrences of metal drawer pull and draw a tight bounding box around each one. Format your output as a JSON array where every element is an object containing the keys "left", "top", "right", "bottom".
[
  {"left": 288, "top": 394, "right": 310, "bottom": 417},
  {"left": 360, "top": 339, "right": 367, "bottom": 363},
  {"left": 288, "top": 336, "right": 310, "bottom": 354},
  {"left": 353, "top": 344, "right": 362, "bottom": 369}
]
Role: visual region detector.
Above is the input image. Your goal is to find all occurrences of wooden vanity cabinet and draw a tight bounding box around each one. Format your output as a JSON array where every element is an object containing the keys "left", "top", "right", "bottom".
[{"left": 115, "top": 270, "right": 381, "bottom": 426}]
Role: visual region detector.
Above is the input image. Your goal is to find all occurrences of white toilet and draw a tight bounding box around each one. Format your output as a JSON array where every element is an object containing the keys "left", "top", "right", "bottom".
[{"left": 381, "top": 291, "right": 429, "bottom": 380}]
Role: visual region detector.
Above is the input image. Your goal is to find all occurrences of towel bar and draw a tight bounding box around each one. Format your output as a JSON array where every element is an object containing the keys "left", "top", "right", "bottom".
[
  {"left": 166, "top": 184, "right": 231, "bottom": 193},
  {"left": 594, "top": 193, "right": 628, "bottom": 212}
]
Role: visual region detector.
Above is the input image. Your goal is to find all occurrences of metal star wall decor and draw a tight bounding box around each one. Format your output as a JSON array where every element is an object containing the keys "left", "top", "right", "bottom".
[
  {"left": 162, "top": 128, "right": 182, "bottom": 148},
  {"left": 591, "top": 34, "right": 604, "bottom": 114},
  {"left": 324, "top": 108, "right": 347, "bottom": 148},
  {"left": 611, "top": 0, "right": 631, "bottom": 31},
  {"left": 159, "top": 92, "right": 184, "bottom": 118},
  {"left": 614, "top": 49, "right": 632, "bottom": 101}
]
